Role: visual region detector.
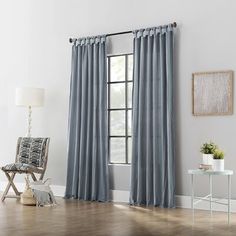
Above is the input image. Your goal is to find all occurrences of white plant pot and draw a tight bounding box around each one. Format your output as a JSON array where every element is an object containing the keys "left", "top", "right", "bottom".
[
  {"left": 212, "top": 159, "right": 224, "bottom": 171},
  {"left": 202, "top": 154, "right": 213, "bottom": 165}
]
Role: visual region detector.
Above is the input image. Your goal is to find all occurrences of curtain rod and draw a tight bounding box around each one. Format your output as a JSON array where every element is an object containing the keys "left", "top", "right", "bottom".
[{"left": 69, "top": 22, "right": 177, "bottom": 43}]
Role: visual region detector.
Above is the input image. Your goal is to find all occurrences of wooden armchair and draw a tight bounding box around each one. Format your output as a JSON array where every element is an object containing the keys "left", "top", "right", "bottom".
[{"left": 1, "top": 137, "right": 50, "bottom": 201}]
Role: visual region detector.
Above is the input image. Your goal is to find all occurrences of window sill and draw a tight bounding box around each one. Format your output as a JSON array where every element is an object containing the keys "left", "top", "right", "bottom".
[{"left": 108, "top": 163, "right": 131, "bottom": 166}]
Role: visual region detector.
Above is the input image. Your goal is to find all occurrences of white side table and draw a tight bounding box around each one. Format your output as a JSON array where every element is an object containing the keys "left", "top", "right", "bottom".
[{"left": 188, "top": 169, "right": 233, "bottom": 223}]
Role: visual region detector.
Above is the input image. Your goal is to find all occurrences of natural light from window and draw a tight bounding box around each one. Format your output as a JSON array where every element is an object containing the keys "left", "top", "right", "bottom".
[{"left": 107, "top": 54, "right": 133, "bottom": 164}]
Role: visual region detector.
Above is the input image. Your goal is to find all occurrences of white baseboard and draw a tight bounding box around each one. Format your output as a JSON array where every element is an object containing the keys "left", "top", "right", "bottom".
[
  {"left": 0, "top": 181, "right": 130, "bottom": 201},
  {"left": 109, "top": 192, "right": 236, "bottom": 213},
  {"left": 0, "top": 181, "right": 66, "bottom": 197},
  {"left": 0, "top": 181, "right": 234, "bottom": 213},
  {"left": 108, "top": 191, "right": 236, "bottom": 213},
  {"left": 175, "top": 195, "right": 236, "bottom": 213}
]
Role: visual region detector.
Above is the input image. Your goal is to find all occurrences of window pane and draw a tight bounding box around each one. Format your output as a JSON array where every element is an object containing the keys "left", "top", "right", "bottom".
[
  {"left": 128, "top": 55, "right": 133, "bottom": 80},
  {"left": 128, "top": 110, "right": 132, "bottom": 136},
  {"left": 110, "top": 56, "right": 125, "bottom": 82},
  {"left": 110, "top": 138, "right": 126, "bottom": 163},
  {"left": 127, "top": 82, "right": 133, "bottom": 108},
  {"left": 128, "top": 138, "right": 132, "bottom": 163},
  {"left": 110, "top": 83, "right": 125, "bottom": 108},
  {"left": 107, "top": 55, "right": 133, "bottom": 164},
  {"left": 110, "top": 111, "right": 125, "bottom": 135}
]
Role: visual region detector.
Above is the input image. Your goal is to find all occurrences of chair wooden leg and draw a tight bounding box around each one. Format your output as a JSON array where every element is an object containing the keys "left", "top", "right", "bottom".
[
  {"left": 5, "top": 172, "right": 20, "bottom": 196},
  {"left": 39, "top": 171, "right": 45, "bottom": 180},
  {"left": 30, "top": 173, "right": 37, "bottom": 181},
  {"left": 1, "top": 178, "right": 12, "bottom": 201},
  {"left": 1, "top": 173, "right": 20, "bottom": 201}
]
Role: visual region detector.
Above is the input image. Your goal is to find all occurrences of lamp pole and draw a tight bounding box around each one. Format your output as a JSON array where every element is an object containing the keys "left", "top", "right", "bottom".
[{"left": 27, "top": 105, "right": 32, "bottom": 137}]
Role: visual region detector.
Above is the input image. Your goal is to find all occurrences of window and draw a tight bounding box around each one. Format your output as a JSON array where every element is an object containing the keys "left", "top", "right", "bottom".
[{"left": 107, "top": 54, "right": 133, "bottom": 164}]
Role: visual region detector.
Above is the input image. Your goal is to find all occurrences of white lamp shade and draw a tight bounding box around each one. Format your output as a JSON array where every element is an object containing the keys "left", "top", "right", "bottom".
[{"left": 15, "top": 87, "right": 45, "bottom": 107}]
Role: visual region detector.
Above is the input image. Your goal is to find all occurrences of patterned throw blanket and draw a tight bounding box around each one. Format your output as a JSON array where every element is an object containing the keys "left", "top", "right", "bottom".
[{"left": 30, "top": 179, "right": 57, "bottom": 207}]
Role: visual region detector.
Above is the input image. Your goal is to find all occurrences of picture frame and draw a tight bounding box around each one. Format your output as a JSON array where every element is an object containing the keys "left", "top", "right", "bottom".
[{"left": 192, "top": 70, "right": 233, "bottom": 116}]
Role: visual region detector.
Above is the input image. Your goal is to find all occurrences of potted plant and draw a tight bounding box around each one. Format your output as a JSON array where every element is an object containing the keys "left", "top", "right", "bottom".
[
  {"left": 213, "top": 149, "right": 225, "bottom": 171},
  {"left": 200, "top": 142, "right": 217, "bottom": 165}
]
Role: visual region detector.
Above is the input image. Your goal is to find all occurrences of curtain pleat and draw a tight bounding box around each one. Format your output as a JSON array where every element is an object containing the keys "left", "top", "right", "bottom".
[
  {"left": 65, "top": 36, "right": 108, "bottom": 201},
  {"left": 130, "top": 26, "right": 175, "bottom": 207}
]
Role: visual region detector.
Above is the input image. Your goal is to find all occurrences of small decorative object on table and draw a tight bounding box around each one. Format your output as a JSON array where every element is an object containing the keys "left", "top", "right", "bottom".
[
  {"left": 199, "top": 164, "right": 212, "bottom": 171},
  {"left": 200, "top": 142, "right": 217, "bottom": 166},
  {"left": 212, "top": 149, "right": 225, "bottom": 171}
]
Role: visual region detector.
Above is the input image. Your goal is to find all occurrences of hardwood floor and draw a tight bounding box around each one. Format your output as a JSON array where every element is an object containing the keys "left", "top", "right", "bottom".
[{"left": 0, "top": 198, "right": 235, "bottom": 236}]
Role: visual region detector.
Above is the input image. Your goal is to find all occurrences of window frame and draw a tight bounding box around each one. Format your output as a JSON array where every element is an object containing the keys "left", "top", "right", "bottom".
[{"left": 107, "top": 53, "right": 133, "bottom": 165}]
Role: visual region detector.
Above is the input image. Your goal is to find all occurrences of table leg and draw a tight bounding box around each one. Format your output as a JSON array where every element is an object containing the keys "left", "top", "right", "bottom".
[
  {"left": 191, "top": 174, "right": 194, "bottom": 208},
  {"left": 191, "top": 174, "right": 194, "bottom": 222},
  {"left": 209, "top": 175, "right": 212, "bottom": 216},
  {"left": 228, "top": 175, "right": 231, "bottom": 224}
]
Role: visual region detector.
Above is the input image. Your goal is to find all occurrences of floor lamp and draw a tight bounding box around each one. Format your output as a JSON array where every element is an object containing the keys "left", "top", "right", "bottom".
[{"left": 15, "top": 87, "right": 45, "bottom": 137}]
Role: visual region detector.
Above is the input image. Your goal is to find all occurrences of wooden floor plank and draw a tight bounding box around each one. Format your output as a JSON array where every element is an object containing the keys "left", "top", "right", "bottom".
[{"left": 0, "top": 198, "right": 235, "bottom": 235}]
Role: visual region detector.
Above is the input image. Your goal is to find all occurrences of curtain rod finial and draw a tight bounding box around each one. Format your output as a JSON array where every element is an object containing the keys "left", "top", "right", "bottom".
[
  {"left": 173, "top": 22, "right": 177, "bottom": 27},
  {"left": 69, "top": 38, "right": 73, "bottom": 43}
]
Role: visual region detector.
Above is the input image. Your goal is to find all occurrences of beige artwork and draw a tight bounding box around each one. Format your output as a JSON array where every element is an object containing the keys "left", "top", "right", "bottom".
[{"left": 192, "top": 71, "right": 233, "bottom": 116}]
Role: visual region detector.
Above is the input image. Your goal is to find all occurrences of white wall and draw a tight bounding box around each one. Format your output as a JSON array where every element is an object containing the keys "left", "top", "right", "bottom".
[{"left": 1, "top": 0, "right": 236, "bottom": 198}]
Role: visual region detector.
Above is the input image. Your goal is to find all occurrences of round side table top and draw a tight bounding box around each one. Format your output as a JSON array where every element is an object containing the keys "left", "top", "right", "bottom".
[{"left": 188, "top": 169, "right": 233, "bottom": 175}]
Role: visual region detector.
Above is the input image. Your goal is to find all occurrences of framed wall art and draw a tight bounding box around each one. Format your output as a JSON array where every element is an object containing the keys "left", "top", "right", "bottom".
[{"left": 192, "top": 70, "right": 233, "bottom": 116}]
